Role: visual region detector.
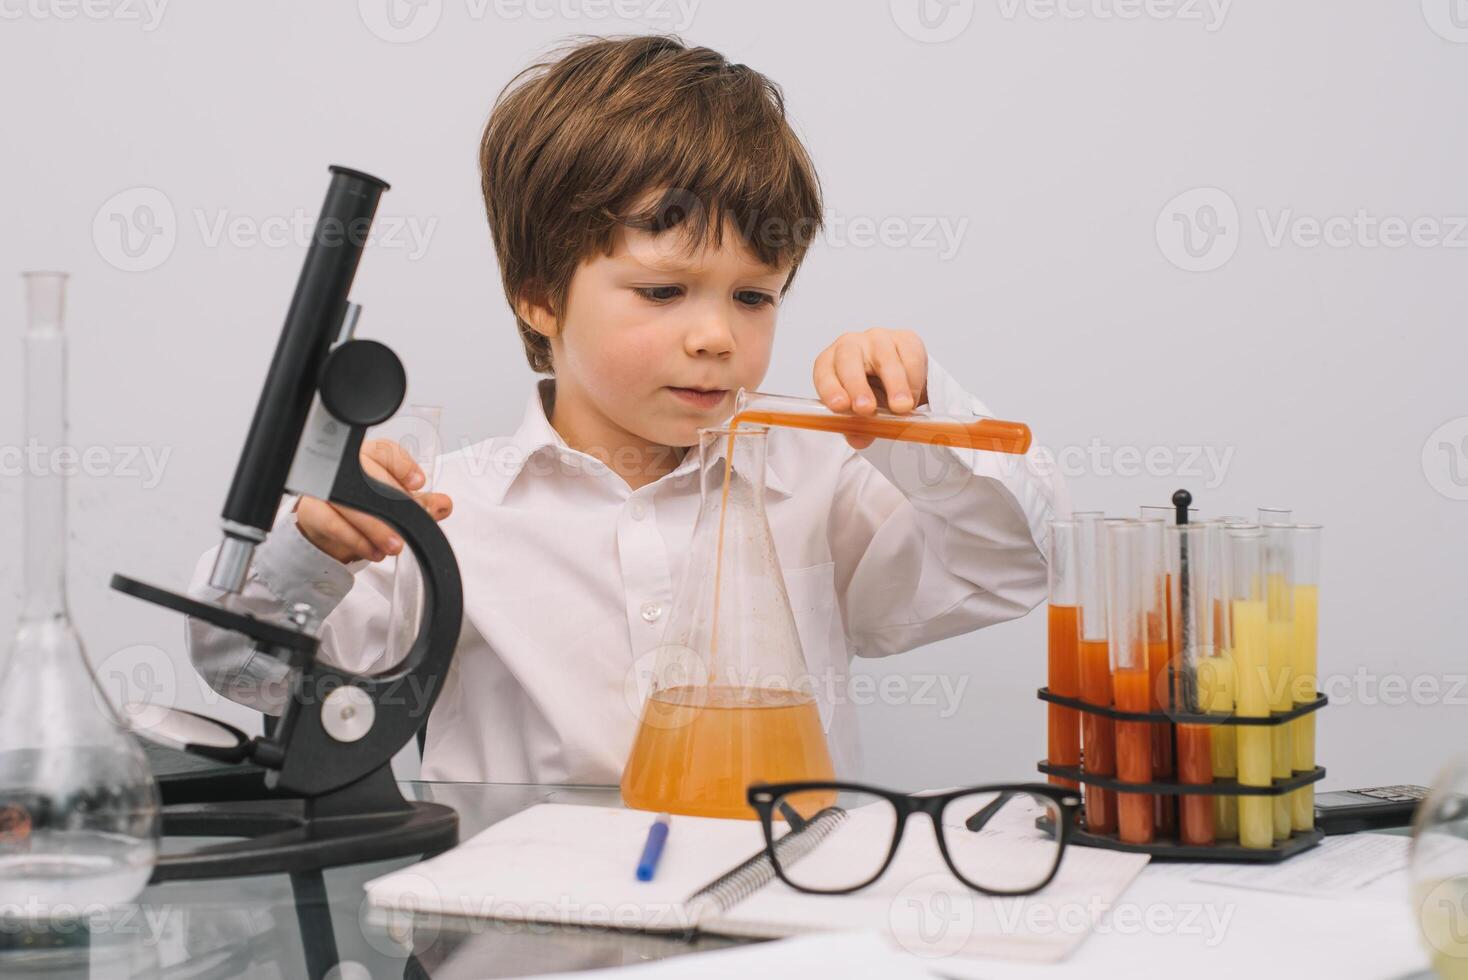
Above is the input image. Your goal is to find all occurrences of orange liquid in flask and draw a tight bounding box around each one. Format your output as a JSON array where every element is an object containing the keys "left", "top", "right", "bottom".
[{"left": 621, "top": 428, "right": 834, "bottom": 819}]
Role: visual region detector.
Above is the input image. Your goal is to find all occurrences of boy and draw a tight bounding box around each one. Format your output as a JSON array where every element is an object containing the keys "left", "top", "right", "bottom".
[{"left": 185, "top": 35, "right": 1064, "bottom": 783}]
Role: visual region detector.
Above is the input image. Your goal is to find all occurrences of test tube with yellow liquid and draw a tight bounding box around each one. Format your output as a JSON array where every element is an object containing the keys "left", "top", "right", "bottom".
[
  {"left": 1204, "top": 520, "right": 1245, "bottom": 841},
  {"left": 1264, "top": 523, "right": 1295, "bottom": 841},
  {"left": 1289, "top": 524, "right": 1323, "bottom": 831},
  {"left": 1228, "top": 525, "right": 1273, "bottom": 849}
]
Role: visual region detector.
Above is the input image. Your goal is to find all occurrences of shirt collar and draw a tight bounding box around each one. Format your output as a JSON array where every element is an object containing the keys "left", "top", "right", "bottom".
[{"left": 480, "top": 379, "right": 794, "bottom": 504}]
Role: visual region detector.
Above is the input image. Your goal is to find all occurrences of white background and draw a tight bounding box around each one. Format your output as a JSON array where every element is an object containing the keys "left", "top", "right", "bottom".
[{"left": 1, "top": 0, "right": 1465, "bottom": 792}]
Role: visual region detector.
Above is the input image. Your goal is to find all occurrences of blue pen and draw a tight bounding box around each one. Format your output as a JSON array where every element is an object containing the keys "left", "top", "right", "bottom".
[{"left": 636, "top": 813, "right": 671, "bottom": 881}]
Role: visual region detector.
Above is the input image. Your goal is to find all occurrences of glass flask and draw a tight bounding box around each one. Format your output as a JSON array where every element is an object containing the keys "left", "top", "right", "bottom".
[
  {"left": 378, "top": 404, "right": 443, "bottom": 665},
  {"left": 620, "top": 423, "right": 835, "bottom": 819},
  {"left": 0, "top": 272, "right": 160, "bottom": 923},
  {"left": 1412, "top": 755, "right": 1468, "bottom": 979}
]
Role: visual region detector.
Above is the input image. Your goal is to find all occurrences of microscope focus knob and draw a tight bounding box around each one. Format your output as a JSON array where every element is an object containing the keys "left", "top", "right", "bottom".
[{"left": 319, "top": 339, "right": 406, "bottom": 427}]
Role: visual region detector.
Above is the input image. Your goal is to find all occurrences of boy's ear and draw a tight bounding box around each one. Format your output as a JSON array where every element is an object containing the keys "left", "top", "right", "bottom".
[{"left": 515, "top": 289, "right": 559, "bottom": 339}]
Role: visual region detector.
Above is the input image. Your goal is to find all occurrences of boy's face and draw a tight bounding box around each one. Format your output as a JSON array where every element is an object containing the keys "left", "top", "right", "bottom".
[{"left": 536, "top": 215, "right": 788, "bottom": 452}]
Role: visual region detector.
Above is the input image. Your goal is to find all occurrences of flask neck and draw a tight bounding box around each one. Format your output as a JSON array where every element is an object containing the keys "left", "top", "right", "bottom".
[
  {"left": 21, "top": 273, "right": 71, "bottom": 622},
  {"left": 697, "top": 425, "right": 769, "bottom": 506}
]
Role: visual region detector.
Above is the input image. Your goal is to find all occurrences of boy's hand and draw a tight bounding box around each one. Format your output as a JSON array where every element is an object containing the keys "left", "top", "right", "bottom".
[
  {"left": 295, "top": 439, "right": 454, "bottom": 564},
  {"left": 812, "top": 328, "right": 929, "bottom": 449}
]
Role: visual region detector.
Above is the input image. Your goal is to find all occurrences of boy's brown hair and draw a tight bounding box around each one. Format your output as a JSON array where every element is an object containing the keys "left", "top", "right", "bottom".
[{"left": 480, "top": 35, "right": 824, "bottom": 374}]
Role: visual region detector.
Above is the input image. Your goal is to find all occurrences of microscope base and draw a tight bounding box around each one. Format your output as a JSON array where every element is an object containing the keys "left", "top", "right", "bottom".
[{"left": 149, "top": 762, "right": 458, "bottom": 882}]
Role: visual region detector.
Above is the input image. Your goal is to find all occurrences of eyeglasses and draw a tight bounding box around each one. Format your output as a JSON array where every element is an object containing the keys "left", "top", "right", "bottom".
[{"left": 745, "top": 781, "right": 1081, "bottom": 896}]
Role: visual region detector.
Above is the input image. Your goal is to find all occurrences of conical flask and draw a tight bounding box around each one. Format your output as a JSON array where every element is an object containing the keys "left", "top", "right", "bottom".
[
  {"left": 0, "top": 273, "right": 159, "bottom": 923},
  {"left": 620, "top": 423, "right": 835, "bottom": 819}
]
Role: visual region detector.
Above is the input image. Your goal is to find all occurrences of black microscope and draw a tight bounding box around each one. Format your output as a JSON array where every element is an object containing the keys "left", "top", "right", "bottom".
[{"left": 112, "top": 166, "right": 464, "bottom": 882}]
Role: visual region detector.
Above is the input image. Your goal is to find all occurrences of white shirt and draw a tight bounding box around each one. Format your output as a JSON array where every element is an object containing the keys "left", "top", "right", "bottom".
[{"left": 185, "top": 354, "right": 1067, "bottom": 784}]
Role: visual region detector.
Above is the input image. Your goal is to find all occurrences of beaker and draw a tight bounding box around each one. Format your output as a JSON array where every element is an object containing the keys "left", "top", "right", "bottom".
[
  {"left": 620, "top": 424, "right": 834, "bottom": 819},
  {"left": 0, "top": 273, "right": 160, "bottom": 923}
]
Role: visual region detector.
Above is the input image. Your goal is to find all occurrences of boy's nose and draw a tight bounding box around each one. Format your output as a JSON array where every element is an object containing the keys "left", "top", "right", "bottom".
[{"left": 683, "top": 308, "right": 735, "bottom": 358}]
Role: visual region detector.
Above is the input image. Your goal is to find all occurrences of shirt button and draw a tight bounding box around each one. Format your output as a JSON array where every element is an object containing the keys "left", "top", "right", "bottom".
[
  {"left": 640, "top": 601, "right": 663, "bottom": 623},
  {"left": 631, "top": 502, "right": 647, "bottom": 521}
]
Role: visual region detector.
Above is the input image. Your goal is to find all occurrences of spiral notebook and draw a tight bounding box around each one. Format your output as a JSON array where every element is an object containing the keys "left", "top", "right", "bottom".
[{"left": 363, "top": 801, "right": 1149, "bottom": 962}]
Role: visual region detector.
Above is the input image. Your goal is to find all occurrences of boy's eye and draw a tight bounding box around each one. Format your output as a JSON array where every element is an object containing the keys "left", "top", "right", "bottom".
[
  {"left": 735, "top": 290, "right": 775, "bottom": 308},
  {"left": 633, "top": 285, "right": 683, "bottom": 302}
]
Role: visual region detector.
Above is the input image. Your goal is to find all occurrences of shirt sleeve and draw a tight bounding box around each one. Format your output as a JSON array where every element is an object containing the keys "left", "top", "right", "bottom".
[
  {"left": 184, "top": 498, "right": 399, "bottom": 714},
  {"left": 830, "top": 352, "right": 1070, "bottom": 658}
]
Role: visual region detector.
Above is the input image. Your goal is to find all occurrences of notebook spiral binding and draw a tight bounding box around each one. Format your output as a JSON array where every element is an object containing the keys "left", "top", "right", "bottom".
[{"left": 685, "top": 807, "right": 848, "bottom": 921}]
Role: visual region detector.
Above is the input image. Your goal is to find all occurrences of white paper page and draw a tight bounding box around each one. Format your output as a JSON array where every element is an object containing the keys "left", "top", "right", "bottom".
[
  {"left": 1184, "top": 834, "right": 1411, "bottom": 904},
  {"left": 925, "top": 865, "right": 1429, "bottom": 980},
  {"left": 519, "top": 932, "right": 944, "bottom": 980},
  {"left": 721, "top": 797, "right": 1149, "bottom": 962},
  {"left": 364, "top": 804, "right": 769, "bottom": 932}
]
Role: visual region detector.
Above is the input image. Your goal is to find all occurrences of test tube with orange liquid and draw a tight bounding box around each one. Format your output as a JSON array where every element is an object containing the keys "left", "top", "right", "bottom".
[
  {"left": 1136, "top": 517, "right": 1177, "bottom": 839},
  {"left": 1107, "top": 521, "right": 1155, "bottom": 844},
  {"left": 731, "top": 390, "right": 1031, "bottom": 454},
  {"left": 1046, "top": 519, "right": 1088, "bottom": 789},
  {"left": 1166, "top": 517, "right": 1216, "bottom": 846},
  {"left": 1076, "top": 515, "right": 1118, "bottom": 835}
]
